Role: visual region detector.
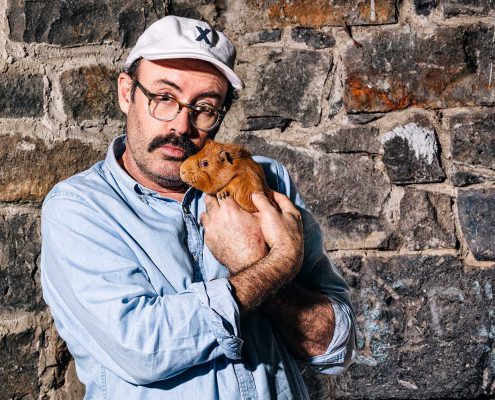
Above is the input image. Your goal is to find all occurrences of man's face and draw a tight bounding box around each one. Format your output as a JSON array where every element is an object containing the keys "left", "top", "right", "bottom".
[{"left": 118, "top": 59, "right": 229, "bottom": 190}]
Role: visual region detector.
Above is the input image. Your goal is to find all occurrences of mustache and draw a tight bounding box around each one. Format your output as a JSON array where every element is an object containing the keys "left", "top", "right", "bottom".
[{"left": 147, "top": 134, "right": 198, "bottom": 158}]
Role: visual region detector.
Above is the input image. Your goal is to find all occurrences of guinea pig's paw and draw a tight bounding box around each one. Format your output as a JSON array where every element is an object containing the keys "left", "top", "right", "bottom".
[{"left": 217, "top": 190, "right": 230, "bottom": 200}]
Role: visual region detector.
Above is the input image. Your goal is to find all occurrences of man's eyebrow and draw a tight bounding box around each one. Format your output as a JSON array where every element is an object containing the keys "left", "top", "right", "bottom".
[
  {"left": 152, "top": 79, "right": 182, "bottom": 92},
  {"left": 194, "top": 91, "right": 223, "bottom": 103}
]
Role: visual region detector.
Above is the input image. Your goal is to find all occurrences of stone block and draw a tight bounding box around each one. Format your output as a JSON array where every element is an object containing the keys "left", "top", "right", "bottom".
[
  {"left": 381, "top": 121, "right": 445, "bottom": 184},
  {"left": 344, "top": 26, "right": 495, "bottom": 112},
  {"left": 0, "top": 134, "right": 104, "bottom": 202},
  {"left": 323, "top": 214, "right": 399, "bottom": 250},
  {"left": 311, "top": 126, "right": 381, "bottom": 154},
  {"left": 291, "top": 27, "right": 335, "bottom": 49},
  {"left": 245, "top": 29, "right": 282, "bottom": 45},
  {"left": 0, "top": 208, "right": 43, "bottom": 312},
  {"left": 241, "top": 116, "right": 291, "bottom": 131},
  {"left": 0, "top": 74, "right": 43, "bottom": 118},
  {"left": 169, "top": 0, "right": 219, "bottom": 22},
  {"left": 61, "top": 65, "right": 119, "bottom": 122},
  {"left": 448, "top": 109, "right": 495, "bottom": 170},
  {"left": 331, "top": 255, "right": 495, "bottom": 399},
  {"left": 242, "top": 49, "right": 332, "bottom": 127},
  {"left": 7, "top": 0, "right": 166, "bottom": 47},
  {"left": 0, "top": 327, "right": 40, "bottom": 399},
  {"left": 347, "top": 113, "right": 385, "bottom": 125},
  {"left": 458, "top": 188, "right": 495, "bottom": 261},
  {"left": 414, "top": 0, "right": 437, "bottom": 16},
  {"left": 451, "top": 165, "right": 493, "bottom": 187},
  {"left": 400, "top": 188, "right": 456, "bottom": 250},
  {"left": 441, "top": 0, "right": 495, "bottom": 17},
  {"left": 255, "top": 0, "right": 397, "bottom": 27}
]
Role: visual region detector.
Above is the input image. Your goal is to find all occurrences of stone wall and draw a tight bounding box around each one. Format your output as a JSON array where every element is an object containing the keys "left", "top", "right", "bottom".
[{"left": 1, "top": 1, "right": 494, "bottom": 399}]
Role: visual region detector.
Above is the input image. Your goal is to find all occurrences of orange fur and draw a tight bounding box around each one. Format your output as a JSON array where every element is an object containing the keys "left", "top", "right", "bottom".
[{"left": 180, "top": 140, "right": 273, "bottom": 212}]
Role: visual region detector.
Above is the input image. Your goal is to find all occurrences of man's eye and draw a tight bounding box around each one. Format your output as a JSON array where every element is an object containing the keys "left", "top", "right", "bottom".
[
  {"left": 158, "top": 94, "right": 175, "bottom": 102},
  {"left": 195, "top": 103, "right": 215, "bottom": 112},
  {"left": 201, "top": 160, "right": 209, "bottom": 167}
]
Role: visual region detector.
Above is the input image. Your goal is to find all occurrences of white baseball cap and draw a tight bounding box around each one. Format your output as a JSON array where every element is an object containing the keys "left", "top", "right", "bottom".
[{"left": 125, "top": 16, "right": 244, "bottom": 90}]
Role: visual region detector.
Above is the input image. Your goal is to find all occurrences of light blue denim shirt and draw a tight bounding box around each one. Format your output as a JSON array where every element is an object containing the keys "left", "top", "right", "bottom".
[{"left": 41, "top": 135, "right": 356, "bottom": 400}]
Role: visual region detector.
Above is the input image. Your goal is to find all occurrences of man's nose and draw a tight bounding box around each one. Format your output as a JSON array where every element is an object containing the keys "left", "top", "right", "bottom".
[{"left": 168, "top": 106, "right": 192, "bottom": 136}]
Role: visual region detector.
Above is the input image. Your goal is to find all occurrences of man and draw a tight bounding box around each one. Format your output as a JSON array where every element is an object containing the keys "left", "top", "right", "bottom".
[{"left": 41, "top": 15, "right": 356, "bottom": 399}]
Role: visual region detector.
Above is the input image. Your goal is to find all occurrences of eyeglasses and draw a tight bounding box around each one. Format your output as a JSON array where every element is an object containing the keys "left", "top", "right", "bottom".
[{"left": 133, "top": 80, "right": 225, "bottom": 132}]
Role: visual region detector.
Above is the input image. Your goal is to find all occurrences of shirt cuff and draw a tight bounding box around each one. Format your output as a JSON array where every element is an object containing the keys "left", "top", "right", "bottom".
[
  {"left": 189, "top": 278, "right": 243, "bottom": 360},
  {"left": 302, "top": 298, "right": 356, "bottom": 374}
]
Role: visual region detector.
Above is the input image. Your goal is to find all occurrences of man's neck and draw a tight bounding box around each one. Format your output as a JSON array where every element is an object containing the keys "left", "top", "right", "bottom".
[{"left": 118, "top": 150, "right": 187, "bottom": 203}]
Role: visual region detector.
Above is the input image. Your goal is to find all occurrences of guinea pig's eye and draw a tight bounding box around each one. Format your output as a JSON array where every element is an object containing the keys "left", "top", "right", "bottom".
[{"left": 201, "top": 160, "right": 209, "bottom": 168}]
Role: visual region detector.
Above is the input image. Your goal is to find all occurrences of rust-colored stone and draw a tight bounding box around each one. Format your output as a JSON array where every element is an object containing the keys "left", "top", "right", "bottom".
[
  {"left": 256, "top": 0, "right": 396, "bottom": 28},
  {"left": 0, "top": 134, "right": 104, "bottom": 202},
  {"left": 344, "top": 26, "right": 495, "bottom": 112},
  {"left": 61, "top": 65, "right": 119, "bottom": 122},
  {"left": 346, "top": 73, "right": 415, "bottom": 112}
]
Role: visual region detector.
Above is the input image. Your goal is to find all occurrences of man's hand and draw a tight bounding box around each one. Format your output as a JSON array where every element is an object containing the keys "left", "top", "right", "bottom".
[
  {"left": 227, "top": 192, "right": 305, "bottom": 315},
  {"left": 200, "top": 194, "right": 268, "bottom": 274},
  {"left": 251, "top": 191, "right": 304, "bottom": 276}
]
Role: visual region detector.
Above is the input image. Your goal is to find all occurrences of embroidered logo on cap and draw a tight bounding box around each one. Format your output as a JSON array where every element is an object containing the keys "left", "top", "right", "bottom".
[{"left": 195, "top": 26, "right": 211, "bottom": 45}]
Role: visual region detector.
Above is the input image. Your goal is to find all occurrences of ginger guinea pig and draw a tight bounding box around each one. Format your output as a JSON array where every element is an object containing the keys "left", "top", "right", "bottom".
[{"left": 180, "top": 139, "right": 273, "bottom": 213}]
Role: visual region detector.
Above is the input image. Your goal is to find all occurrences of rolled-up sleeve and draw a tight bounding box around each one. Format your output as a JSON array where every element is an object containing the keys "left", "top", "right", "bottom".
[{"left": 41, "top": 191, "right": 242, "bottom": 386}]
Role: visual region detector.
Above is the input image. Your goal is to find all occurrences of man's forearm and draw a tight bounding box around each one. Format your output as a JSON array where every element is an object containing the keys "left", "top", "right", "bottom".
[
  {"left": 262, "top": 282, "right": 335, "bottom": 359},
  {"left": 228, "top": 246, "right": 300, "bottom": 315}
]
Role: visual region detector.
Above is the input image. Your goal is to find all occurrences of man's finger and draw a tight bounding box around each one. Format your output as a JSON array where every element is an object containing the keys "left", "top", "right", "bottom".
[
  {"left": 217, "top": 195, "right": 238, "bottom": 209},
  {"left": 204, "top": 194, "right": 219, "bottom": 211},
  {"left": 272, "top": 192, "right": 301, "bottom": 220},
  {"left": 251, "top": 191, "right": 277, "bottom": 213}
]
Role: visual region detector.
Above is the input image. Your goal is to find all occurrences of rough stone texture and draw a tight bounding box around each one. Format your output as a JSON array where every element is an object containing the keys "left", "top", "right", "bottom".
[
  {"left": 0, "top": 208, "right": 43, "bottom": 312},
  {"left": 7, "top": 0, "right": 167, "bottom": 47},
  {"left": 452, "top": 170, "right": 486, "bottom": 187},
  {"left": 441, "top": 0, "right": 495, "bottom": 17},
  {"left": 451, "top": 164, "right": 494, "bottom": 187},
  {"left": 347, "top": 113, "right": 385, "bottom": 125},
  {"left": 458, "top": 188, "right": 495, "bottom": 261},
  {"left": 344, "top": 26, "right": 495, "bottom": 113},
  {"left": 326, "top": 255, "right": 495, "bottom": 399},
  {"left": 291, "top": 27, "right": 335, "bottom": 49},
  {"left": 0, "top": 134, "right": 104, "bottom": 202},
  {"left": 168, "top": 0, "right": 219, "bottom": 23},
  {"left": 449, "top": 109, "right": 495, "bottom": 170},
  {"left": 414, "top": 0, "right": 437, "bottom": 16},
  {"left": 245, "top": 29, "right": 282, "bottom": 45},
  {"left": 311, "top": 126, "right": 381, "bottom": 154},
  {"left": 241, "top": 116, "right": 291, "bottom": 131},
  {"left": 400, "top": 188, "right": 456, "bottom": 250},
  {"left": 61, "top": 65, "right": 120, "bottom": 122},
  {"left": 254, "top": 0, "right": 397, "bottom": 27},
  {"left": 323, "top": 214, "right": 400, "bottom": 250},
  {"left": 0, "top": 74, "right": 43, "bottom": 118},
  {"left": 0, "top": 327, "right": 40, "bottom": 399},
  {"left": 243, "top": 49, "right": 332, "bottom": 127},
  {"left": 382, "top": 121, "right": 445, "bottom": 184}
]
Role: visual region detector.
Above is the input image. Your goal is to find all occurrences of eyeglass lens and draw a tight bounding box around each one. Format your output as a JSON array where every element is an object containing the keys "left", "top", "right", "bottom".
[{"left": 149, "top": 98, "right": 219, "bottom": 130}]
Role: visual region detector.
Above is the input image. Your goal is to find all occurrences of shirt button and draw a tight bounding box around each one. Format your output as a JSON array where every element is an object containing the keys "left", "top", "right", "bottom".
[{"left": 182, "top": 204, "right": 189, "bottom": 214}]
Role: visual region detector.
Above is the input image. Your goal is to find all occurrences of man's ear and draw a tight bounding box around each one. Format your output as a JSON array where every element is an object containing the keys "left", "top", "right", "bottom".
[{"left": 118, "top": 72, "right": 133, "bottom": 115}]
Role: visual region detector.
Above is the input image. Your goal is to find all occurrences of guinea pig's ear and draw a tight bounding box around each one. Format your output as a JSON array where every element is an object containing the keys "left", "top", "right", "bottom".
[{"left": 218, "top": 150, "right": 233, "bottom": 164}]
